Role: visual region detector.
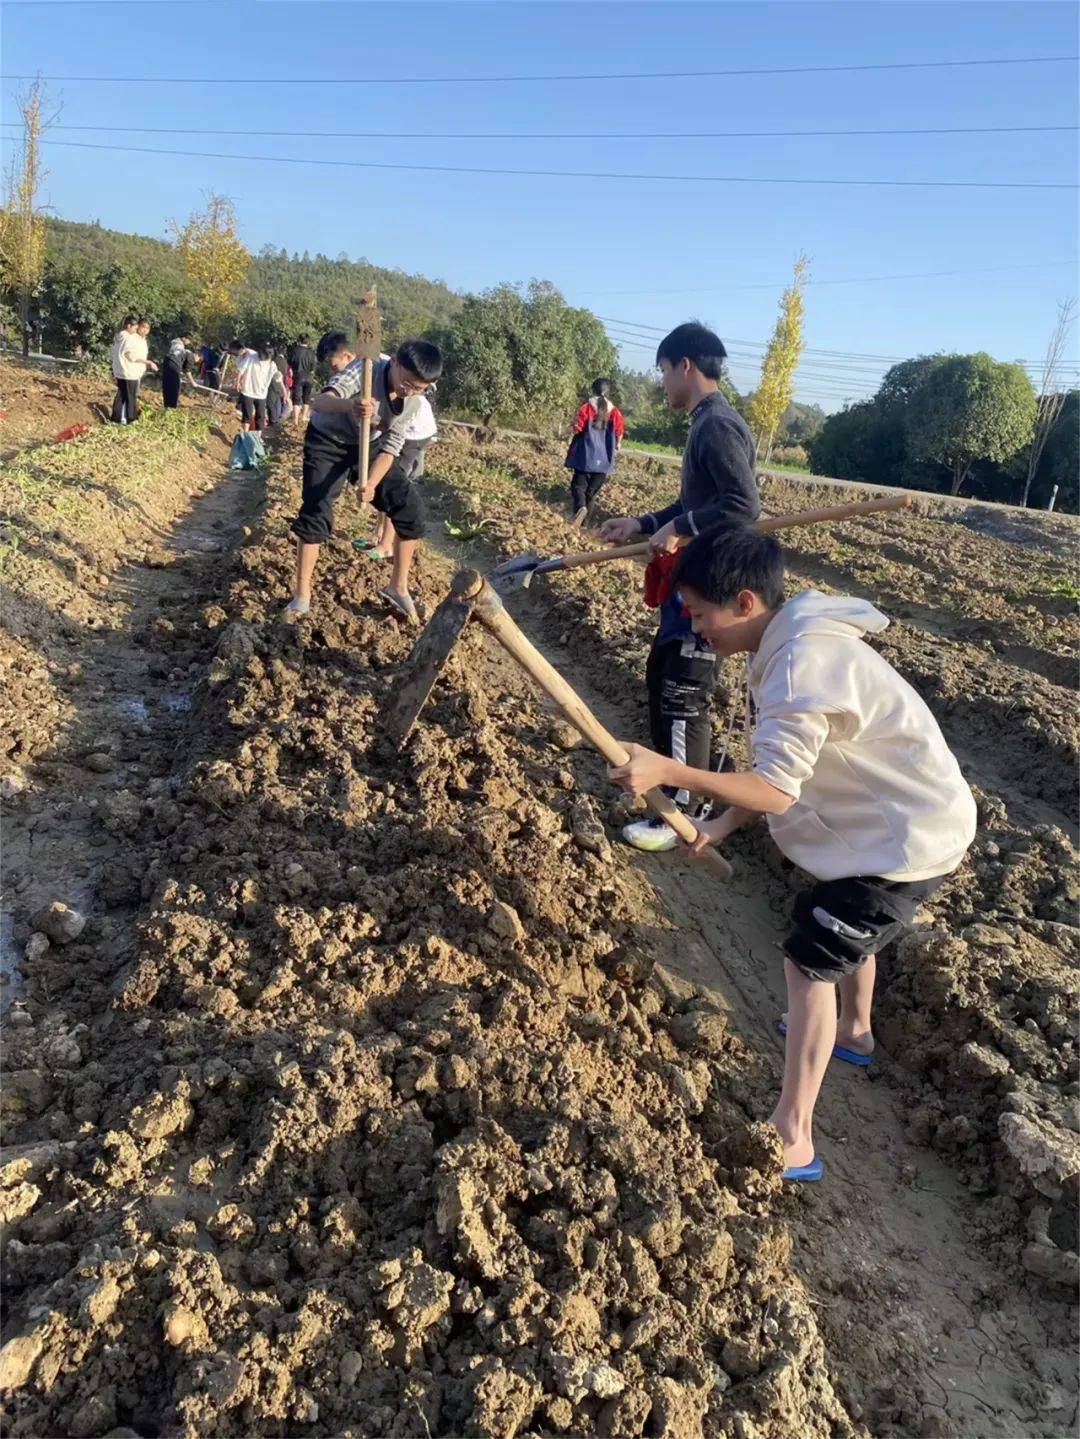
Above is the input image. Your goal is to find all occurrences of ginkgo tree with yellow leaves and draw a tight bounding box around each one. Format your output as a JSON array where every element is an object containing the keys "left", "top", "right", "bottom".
[
  {"left": 168, "top": 193, "right": 250, "bottom": 336},
  {"left": 747, "top": 255, "right": 809, "bottom": 463},
  {"left": 0, "top": 81, "right": 50, "bottom": 356}
]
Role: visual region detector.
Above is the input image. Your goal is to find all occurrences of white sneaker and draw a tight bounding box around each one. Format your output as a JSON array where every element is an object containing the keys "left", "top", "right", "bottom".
[
  {"left": 284, "top": 596, "right": 311, "bottom": 617},
  {"left": 621, "top": 816, "right": 678, "bottom": 852}
]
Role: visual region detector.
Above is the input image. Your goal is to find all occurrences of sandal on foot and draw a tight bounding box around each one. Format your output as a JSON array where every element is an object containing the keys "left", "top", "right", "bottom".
[
  {"left": 377, "top": 586, "right": 419, "bottom": 623},
  {"left": 782, "top": 1155, "right": 823, "bottom": 1182},
  {"left": 776, "top": 1018, "right": 873, "bottom": 1068}
]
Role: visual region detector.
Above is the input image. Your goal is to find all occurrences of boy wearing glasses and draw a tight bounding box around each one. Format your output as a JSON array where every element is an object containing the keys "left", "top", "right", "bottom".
[{"left": 286, "top": 334, "right": 443, "bottom": 621}]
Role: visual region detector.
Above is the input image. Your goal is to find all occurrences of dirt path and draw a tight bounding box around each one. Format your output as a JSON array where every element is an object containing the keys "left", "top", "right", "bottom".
[
  {"left": 422, "top": 516, "right": 1077, "bottom": 1439},
  {"left": 2, "top": 457, "right": 265, "bottom": 1018}
]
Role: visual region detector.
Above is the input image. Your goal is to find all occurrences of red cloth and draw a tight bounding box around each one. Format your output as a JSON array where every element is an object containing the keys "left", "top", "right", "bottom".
[
  {"left": 573, "top": 401, "right": 625, "bottom": 439},
  {"left": 643, "top": 549, "right": 680, "bottom": 608}
]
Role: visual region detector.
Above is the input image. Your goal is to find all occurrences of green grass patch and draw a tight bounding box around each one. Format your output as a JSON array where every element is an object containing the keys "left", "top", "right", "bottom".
[{"left": 0, "top": 408, "right": 213, "bottom": 568}]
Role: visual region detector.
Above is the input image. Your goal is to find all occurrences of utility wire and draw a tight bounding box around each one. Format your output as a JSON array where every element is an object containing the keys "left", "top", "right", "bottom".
[
  {"left": 599, "top": 316, "right": 1080, "bottom": 373},
  {"left": 29, "top": 138, "right": 1080, "bottom": 189},
  {"left": 3, "top": 54, "right": 1076, "bottom": 84},
  {"left": 583, "top": 260, "right": 1080, "bottom": 297},
  {"left": 3, "top": 119, "right": 1077, "bottom": 140}
]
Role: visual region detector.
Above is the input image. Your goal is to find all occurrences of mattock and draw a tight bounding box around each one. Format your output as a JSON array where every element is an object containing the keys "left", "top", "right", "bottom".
[
  {"left": 354, "top": 288, "right": 383, "bottom": 508},
  {"left": 382, "top": 569, "right": 734, "bottom": 881}
]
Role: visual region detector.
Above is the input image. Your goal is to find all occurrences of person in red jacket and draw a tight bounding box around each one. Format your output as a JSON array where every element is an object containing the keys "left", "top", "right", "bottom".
[{"left": 564, "top": 378, "right": 625, "bottom": 526}]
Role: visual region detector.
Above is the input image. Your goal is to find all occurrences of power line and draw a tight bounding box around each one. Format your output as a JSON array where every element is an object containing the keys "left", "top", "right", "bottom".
[
  {"left": 4, "top": 119, "right": 1077, "bottom": 140},
  {"left": 598, "top": 316, "right": 1080, "bottom": 372},
  {"left": 29, "top": 138, "right": 1080, "bottom": 190},
  {"left": 583, "top": 260, "right": 1080, "bottom": 297},
  {"left": 3, "top": 54, "right": 1076, "bottom": 85}
]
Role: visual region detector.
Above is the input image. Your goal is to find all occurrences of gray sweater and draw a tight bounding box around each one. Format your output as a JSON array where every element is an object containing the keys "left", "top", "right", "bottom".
[{"left": 637, "top": 392, "right": 760, "bottom": 536}]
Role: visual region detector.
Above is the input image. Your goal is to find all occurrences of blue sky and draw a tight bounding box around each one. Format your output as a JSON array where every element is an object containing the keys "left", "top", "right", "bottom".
[{"left": 2, "top": 0, "right": 1078, "bottom": 408}]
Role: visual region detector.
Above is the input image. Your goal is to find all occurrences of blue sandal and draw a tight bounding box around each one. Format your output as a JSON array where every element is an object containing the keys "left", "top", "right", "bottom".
[
  {"left": 776, "top": 1019, "right": 873, "bottom": 1068},
  {"left": 782, "top": 1155, "right": 824, "bottom": 1182}
]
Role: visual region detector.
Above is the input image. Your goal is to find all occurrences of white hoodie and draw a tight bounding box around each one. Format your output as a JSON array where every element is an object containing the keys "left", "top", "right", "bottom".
[{"left": 749, "top": 590, "right": 977, "bottom": 883}]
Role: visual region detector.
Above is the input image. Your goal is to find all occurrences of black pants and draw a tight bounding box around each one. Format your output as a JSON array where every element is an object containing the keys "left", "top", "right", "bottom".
[
  {"left": 240, "top": 395, "right": 267, "bottom": 429},
  {"left": 111, "top": 378, "right": 139, "bottom": 424},
  {"left": 646, "top": 634, "right": 717, "bottom": 810},
  {"left": 569, "top": 470, "right": 606, "bottom": 513},
  {"left": 162, "top": 363, "right": 182, "bottom": 409}
]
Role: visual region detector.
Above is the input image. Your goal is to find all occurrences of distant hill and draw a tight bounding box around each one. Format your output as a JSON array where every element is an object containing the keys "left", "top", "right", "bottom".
[{"left": 41, "top": 217, "right": 464, "bottom": 350}]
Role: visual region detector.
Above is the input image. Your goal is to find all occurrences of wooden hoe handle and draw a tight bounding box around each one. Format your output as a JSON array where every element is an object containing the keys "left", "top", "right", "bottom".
[
  {"left": 755, "top": 493, "right": 911, "bottom": 533},
  {"left": 359, "top": 359, "right": 374, "bottom": 491},
  {"left": 553, "top": 495, "right": 910, "bottom": 572},
  {"left": 466, "top": 573, "right": 734, "bottom": 881}
]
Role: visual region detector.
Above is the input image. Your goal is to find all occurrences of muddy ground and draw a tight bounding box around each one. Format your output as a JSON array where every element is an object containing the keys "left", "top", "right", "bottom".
[
  {"left": 2, "top": 372, "right": 860, "bottom": 1438},
  {"left": 0, "top": 374, "right": 1076, "bottom": 1438}
]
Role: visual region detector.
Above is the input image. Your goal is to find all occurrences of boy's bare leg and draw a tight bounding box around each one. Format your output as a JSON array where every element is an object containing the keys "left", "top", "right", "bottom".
[
  {"left": 389, "top": 536, "right": 417, "bottom": 597},
  {"left": 375, "top": 514, "right": 393, "bottom": 556},
  {"left": 294, "top": 540, "right": 319, "bottom": 602},
  {"left": 837, "top": 954, "right": 876, "bottom": 1055},
  {"left": 771, "top": 959, "right": 836, "bottom": 1169}
]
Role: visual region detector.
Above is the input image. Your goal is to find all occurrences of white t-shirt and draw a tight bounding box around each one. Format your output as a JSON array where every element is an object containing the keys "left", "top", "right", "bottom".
[
  {"left": 404, "top": 395, "right": 437, "bottom": 442},
  {"left": 239, "top": 357, "right": 276, "bottom": 399}
]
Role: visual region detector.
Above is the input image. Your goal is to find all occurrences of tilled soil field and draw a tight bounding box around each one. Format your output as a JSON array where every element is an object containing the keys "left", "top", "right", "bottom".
[
  {"left": 1, "top": 378, "right": 1077, "bottom": 1439},
  {"left": 421, "top": 428, "right": 1080, "bottom": 1431},
  {"left": 2, "top": 383, "right": 859, "bottom": 1438}
]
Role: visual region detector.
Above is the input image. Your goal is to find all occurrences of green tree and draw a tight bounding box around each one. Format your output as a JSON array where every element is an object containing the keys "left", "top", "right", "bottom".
[
  {"left": 39, "top": 258, "right": 128, "bottom": 354},
  {"left": 905, "top": 352, "right": 1037, "bottom": 496},
  {"left": 746, "top": 255, "right": 808, "bottom": 460},
  {"left": 808, "top": 400, "right": 905, "bottom": 486},
  {"left": 439, "top": 281, "right": 616, "bottom": 432}
]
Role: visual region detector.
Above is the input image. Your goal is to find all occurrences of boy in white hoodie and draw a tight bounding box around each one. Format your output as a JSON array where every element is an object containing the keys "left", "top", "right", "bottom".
[{"left": 609, "top": 523, "right": 976, "bottom": 1182}]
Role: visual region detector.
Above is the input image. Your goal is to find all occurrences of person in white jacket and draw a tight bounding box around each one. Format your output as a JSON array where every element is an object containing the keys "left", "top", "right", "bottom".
[
  {"left": 110, "top": 315, "right": 142, "bottom": 423},
  {"left": 609, "top": 522, "right": 976, "bottom": 1184}
]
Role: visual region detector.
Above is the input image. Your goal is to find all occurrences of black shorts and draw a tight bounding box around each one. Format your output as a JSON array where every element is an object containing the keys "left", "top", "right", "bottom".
[
  {"left": 291, "top": 378, "right": 313, "bottom": 405},
  {"left": 372, "top": 462, "right": 426, "bottom": 541},
  {"left": 291, "top": 436, "right": 357, "bottom": 545},
  {"left": 784, "top": 873, "right": 946, "bottom": 982}
]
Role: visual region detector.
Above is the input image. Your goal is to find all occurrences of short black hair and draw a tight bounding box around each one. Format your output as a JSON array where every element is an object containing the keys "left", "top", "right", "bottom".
[
  {"left": 655, "top": 322, "right": 727, "bottom": 380},
  {"left": 259, "top": 343, "right": 274, "bottom": 360},
  {"left": 297, "top": 332, "right": 309, "bottom": 344},
  {"left": 227, "top": 338, "right": 243, "bottom": 352},
  {"left": 317, "top": 330, "right": 350, "bottom": 364},
  {"left": 395, "top": 339, "right": 443, "bottom": 383},
  {"left": 674, "top": 521, "right": 785, "bottom": 610},
  {"left": 121, "top": 314, "right": 137, "bottom": 328}
]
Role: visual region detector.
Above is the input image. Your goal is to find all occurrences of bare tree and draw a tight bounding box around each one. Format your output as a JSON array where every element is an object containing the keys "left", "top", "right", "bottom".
[{"left": 1022, "top": 298, "right": 1077, "bottom": 508}]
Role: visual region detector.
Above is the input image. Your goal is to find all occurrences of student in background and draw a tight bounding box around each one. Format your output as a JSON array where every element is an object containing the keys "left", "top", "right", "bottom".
[
  {"left": 200, "top": 341, "right": 226, "bottom": 391},
  {"left": 227, "top": 338, "right": 257, "bottom": 407},
  {"left": 287, "top": 333, "right": 317, "bottom": 430},
  {"left": 238, "top": 344, "right": 276, "bottom": 430},
  {"left": 131, "top": 319, "right": 157, "bottom": 417},
  {"left": 268, "top": 346, "right": 290, "bottom": 426},
  {"left": 110, "top": 315, "right": 140, "bottom": 423},
  {"left": 564, "top": 378, "right": 624, "bottom": 526},
  {"left": 162, "top": 333, "right": 196, "bottom": 409}
]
